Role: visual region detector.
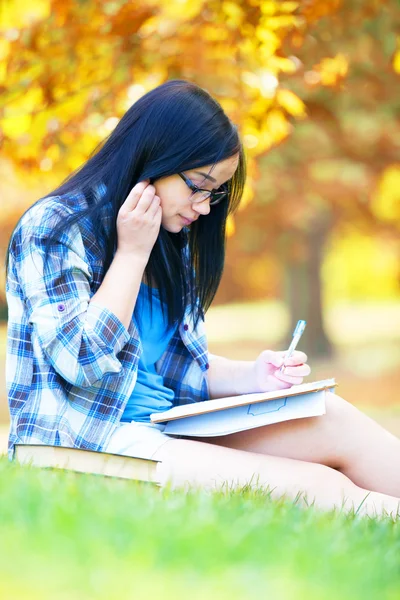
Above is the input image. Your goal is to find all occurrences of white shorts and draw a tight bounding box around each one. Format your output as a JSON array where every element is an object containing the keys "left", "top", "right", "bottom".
[{"left": 103, "top": 421, "right": 182, "bottom": 461}]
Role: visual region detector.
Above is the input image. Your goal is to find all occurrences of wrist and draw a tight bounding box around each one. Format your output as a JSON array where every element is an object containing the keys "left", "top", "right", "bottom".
[
  {"left": 114, "top": 249, "right": 149, "bottom": 268},
  {"left": 233, "top": 360, "right": 259, "bottom": 395}
]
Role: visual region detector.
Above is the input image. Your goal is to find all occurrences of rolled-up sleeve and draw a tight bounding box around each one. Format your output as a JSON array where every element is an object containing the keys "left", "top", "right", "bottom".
[{"left": 14, "top": 203, "right": 131, "bottom": 387}]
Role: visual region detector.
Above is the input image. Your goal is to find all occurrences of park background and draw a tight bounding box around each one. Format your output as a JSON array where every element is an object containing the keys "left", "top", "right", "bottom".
[
  {"left": 1, "top": 0, "right": 400, "bottom": 448},
  {"left": 2, "top": 3, "right": 400, "bottom": 599}
]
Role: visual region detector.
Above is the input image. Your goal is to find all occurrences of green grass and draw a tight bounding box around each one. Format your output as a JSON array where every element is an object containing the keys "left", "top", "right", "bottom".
[{"left": 0, "top": 457, "right": 399, "bottom": 600}]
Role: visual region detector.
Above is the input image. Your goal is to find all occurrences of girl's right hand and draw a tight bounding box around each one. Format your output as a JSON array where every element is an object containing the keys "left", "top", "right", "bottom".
[{"left": 116, "top": 179, "right": 162, "bottom": 260}]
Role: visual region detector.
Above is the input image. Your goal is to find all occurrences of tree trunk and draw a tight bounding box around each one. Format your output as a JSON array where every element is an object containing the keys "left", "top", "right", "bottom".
[{"left": 281, "top": 222, "right": 334, "bottom": 360}]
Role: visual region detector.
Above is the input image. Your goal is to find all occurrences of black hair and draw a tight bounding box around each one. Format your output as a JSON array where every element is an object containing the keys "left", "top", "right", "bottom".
[{"left": 6, "top": 79, "right": 246, "bottom": 330}]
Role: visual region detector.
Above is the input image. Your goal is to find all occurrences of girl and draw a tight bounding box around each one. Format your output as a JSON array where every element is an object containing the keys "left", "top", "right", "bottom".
[{"left": 5, "top": 80, "right": 400, "bottom": 518}]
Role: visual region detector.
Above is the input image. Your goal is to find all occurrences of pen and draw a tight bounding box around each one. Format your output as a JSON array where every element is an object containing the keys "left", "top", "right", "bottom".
[{"left": 279, "top": 320, "right": 307, "bottom": 372}]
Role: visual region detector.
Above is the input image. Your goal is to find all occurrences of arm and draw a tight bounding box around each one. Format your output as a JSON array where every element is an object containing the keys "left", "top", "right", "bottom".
[
  {"left": 14, "top": 203, "right": 146, "bottom": 388},
  {"left": 207, "top": 350, "right": 311, "bottom": 400},
  {"left": 90, "top": 250, "right": 147, "bottom": 331},
  {"left": 207, "top": 353, "right": 258, "bottom": 399}
]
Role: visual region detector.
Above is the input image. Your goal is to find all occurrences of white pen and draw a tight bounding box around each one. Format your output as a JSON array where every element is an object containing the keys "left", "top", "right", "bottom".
[{"left": 279, "top": 320, "right": 307, "bottom": 372}]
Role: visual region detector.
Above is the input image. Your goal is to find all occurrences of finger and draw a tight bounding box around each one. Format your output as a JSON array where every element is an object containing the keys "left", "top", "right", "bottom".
[
  {"left": 274, "top": 371, "right": 304, "bottom": 385},
  {"left": 147, "top": 195, "right": 161, "bottom": 216},
  {"left": 280, "top": 364, "right": 311, "bottom": 377},
  {"left": 261, "top": 350, "right": 284, "bottom": 369},
  {"left": 271, "top": 378, "right": 293, "bottom": 390},
  {"left": 283, "top": 351, "right": 308, "bottom": 366},
  {"left": 134, "top": 184, "right": 158, "bottom": 213},
  {"left": 121, "top": 180, "right": 151, "bottom": 212}
]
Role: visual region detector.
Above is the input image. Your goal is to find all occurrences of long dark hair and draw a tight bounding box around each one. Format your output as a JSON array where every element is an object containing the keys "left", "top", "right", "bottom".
[{"left": 6, "top": 79, "right": 246, "bottom": 330}]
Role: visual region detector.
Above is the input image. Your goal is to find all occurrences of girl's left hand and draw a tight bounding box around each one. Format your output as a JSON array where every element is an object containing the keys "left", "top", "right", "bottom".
[{"left": 252, "top": 349, "right": 311, "bottom": 393}]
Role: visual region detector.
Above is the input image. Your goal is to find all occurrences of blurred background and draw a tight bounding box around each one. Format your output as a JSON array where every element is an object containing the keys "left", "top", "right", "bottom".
[{"left": 1, "top": 0, "right": 399, "bottom": 444}]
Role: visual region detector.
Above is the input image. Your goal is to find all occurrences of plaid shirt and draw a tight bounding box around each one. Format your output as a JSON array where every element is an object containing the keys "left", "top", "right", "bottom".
[{"left": 5, "top": 186, "right": 210, "bottom": 461}]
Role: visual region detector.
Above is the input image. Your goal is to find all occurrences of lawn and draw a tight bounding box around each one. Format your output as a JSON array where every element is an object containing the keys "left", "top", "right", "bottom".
[{"left": 0, "top": 456, "right": 399, "bottom": 600}]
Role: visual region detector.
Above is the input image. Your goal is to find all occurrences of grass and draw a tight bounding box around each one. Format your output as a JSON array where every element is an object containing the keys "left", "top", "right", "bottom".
[{"left": 0, "top": 457, "right": 399, "bottom": 600}]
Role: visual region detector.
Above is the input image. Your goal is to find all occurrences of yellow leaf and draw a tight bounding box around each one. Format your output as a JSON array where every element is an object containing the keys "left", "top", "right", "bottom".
[
  {"left": 30, "top": 111, "right": 55, "bottom": 143},
  {"left": 266, "top": 56, "right": 297, "bottom": 73},
  {"left": 264, "top": 109, "right": 291, "bottom": 142},
  {"left": 323, "top": 232, "right": 400, "bottom": 302},
  {"left": 0, "top": 61, "right": 6, "bottom": 84},
  {"left": 4, "top": 85, "right": 44, "bottom": 116},
  {"left": 276, "top": 88, "right": 306, "bottom": 117},
  {"left": 1, "top": 0, "right": 51, "bottom": 28},
  {"left": 262, "top": 15, "right": 301, "bottom": 30},
  {"left": 279, "top": 2, "right": 300, "bottom": 13},
  {"left": 137, "top": 16, "right": 159, "bottom": 37},
  {"left": 393, "top": 49, "right": 400, "bottom": 74},
  {"left": 249, "top": 97, "right": 273, "bottom": 118},
  {"left": 222, "top": 1, "right": 244, "bottom": 23},
  {"left": 239, "top": 183, "right": 254, "bottom": 210},
  {"left": 0, "top": 39, "right": 10, "bottom": 61},
  {"left": 203, "top": 25, "right": 229, "bottom": 42},
  {"left": 260, "top": 1, "right": 278, "bottom": 16},
  {"left": 1, "top": 114, "right": 32, "bottom": 138},
  {"left": 46, "top": 144, "right": 60, "bottom": 163},
  {"left": 371, "top": 165, "right": 400, "bottom": 223},
  {"left": 60, "top": 131, "right": 75, "bottom": 146},
  {"left": 219, "top": 97, "right": 238, "bottom": 116},
  {"left": 158, "top": 0, "right": 203, "bottom": 20},
  {"left": 315, "top": 53, "right": 349, "bottom": 87},
  {"left": 226, "top": 214, "right": 235, "bottom": 237},
  {"left": 256, "top": 26, "right": 280, "bottom": 49},
  {"left": 17, "top": 139, "right": 37, "bottom": 160}
]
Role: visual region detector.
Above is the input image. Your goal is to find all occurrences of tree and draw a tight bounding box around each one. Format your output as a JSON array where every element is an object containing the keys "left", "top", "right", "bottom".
[{"left": 1, "top": 0, "right": 399, "bottom": 358}]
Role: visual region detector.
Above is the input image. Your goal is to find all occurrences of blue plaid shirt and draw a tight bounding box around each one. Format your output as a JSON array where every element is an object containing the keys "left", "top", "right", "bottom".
[{"left": 5, "top": 186, "right": 210, "bottom": 461}]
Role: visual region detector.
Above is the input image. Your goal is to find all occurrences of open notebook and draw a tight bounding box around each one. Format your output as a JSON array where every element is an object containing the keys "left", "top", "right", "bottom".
[{"left": 151, "top": 379, "right": 336, "bottom": 437}]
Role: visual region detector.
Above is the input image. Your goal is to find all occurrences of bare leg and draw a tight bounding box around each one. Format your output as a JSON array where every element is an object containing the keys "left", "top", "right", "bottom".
[
  {"left": 152, "top": 437, "right": 400, "bottom": 519},
  {"left": 196, "top": 392, "right": 400, "bottom": 497}
]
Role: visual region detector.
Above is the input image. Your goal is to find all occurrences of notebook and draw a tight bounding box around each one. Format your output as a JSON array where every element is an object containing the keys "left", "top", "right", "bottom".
[{"left": 150, "top": 379, "right": 336, "bottom": 437}]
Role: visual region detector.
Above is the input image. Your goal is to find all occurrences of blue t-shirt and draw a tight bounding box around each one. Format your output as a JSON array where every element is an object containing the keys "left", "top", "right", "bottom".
[{"left": 120, "top": 283, "right": 177, "bottom": 423}]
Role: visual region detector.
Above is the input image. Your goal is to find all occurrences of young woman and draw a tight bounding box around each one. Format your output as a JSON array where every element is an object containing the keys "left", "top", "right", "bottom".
[{"left": 5, "top": 80, "right": 400, "bottom": 518}]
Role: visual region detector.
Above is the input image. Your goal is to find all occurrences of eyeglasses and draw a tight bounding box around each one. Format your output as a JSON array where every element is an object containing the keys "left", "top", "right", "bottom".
[{"left": 178, "top": 173, "right": 229, "bottom": 206}]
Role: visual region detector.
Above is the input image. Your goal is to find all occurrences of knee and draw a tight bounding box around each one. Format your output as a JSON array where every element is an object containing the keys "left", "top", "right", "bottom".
[
  {"left": 298, "top": 461, "right": 361, "bottom": 513},
  {"left": 325, "top": 391, "right": 357, "bottom": 425}
]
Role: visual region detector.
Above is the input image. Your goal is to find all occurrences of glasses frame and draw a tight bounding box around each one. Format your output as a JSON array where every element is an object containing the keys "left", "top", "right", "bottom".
[{"left": 178, "top": 172, "right": 229, "bottom": 206}]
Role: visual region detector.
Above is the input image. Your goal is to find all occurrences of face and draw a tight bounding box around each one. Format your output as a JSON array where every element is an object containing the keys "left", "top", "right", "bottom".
[{"left": 153, "top": 153, "right": 240, "bottom": 232}]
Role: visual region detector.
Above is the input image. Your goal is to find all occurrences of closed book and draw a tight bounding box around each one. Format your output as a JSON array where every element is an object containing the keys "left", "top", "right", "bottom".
[{"left": 14, "top": 444, "right": 160, "bottom": 484}]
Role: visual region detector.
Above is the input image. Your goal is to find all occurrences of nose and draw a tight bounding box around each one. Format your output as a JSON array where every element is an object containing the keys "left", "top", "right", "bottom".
[{"left": 192, "top": 198, "right": 211, "bottom": 216}]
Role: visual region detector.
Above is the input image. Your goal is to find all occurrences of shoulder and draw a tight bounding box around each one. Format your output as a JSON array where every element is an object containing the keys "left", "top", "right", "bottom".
[
  {"left": 16, "top": 192, "right": 82, "bottom": 235},
  {"left": 12, "top": 187, "right": 106, "bottom": 254},
  {"left": 9, "top": 185, "right": 112, "bottom": 282}
]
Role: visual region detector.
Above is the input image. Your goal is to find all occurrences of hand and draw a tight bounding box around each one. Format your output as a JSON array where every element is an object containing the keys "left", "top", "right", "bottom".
[
  {"left": 116, "top": 179, "right": 162, "bottom": 260},
  {"left": 252, "top": 349, "right": 311, "bottom": 393}
]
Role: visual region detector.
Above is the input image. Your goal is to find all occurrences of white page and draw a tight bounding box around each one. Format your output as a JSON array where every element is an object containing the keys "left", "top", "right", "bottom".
[
  {"left": 151, "top": 378, "right": 336, "bottom": 424},
  {"left": 164, "top": 389, "right": 328, "bottom": 437}
]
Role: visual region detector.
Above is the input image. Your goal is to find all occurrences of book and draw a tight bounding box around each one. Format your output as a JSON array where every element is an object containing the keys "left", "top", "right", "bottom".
[
  {"left": 150, "top": 378, "right": 336, "bottom": 437},
  {"left": 14, "top": 444, "right": 161, "bottom": 485}
]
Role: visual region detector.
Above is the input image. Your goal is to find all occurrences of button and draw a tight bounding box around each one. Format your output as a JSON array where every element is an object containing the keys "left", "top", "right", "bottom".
[
  {"left": 183, "top": 324, "right": 189, "bottom": 331},
  {"left": 205, "top": 363, "right": 209, "bottom": 369},
  {"left": 57, "top": 304, "right": 66, "bottom": 312}
]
